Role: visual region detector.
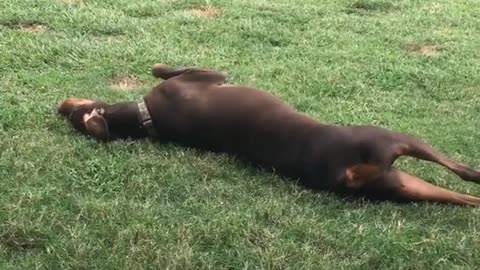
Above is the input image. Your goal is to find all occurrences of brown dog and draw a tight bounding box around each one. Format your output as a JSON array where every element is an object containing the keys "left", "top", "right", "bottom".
[{"left": 58, "top": 64, "right": 480, "bottom": 206}]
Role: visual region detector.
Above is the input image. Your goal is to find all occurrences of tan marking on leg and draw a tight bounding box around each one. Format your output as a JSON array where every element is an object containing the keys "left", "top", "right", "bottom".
[
  {"left": 217, "top": 83, "right": 236, "bottom": 87},
  {"left": 345, "top": 164, "right": 383, "bottom": 189}
]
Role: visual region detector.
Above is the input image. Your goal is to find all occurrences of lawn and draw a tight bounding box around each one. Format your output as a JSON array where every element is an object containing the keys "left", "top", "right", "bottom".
[{"left": 1, "top": 0, "right": 480, "bottom": 269}]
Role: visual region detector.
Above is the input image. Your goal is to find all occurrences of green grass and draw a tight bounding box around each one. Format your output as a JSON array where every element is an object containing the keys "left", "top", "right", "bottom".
[{"left": 1, "top": 0, "right": 480, "bottom": 269}]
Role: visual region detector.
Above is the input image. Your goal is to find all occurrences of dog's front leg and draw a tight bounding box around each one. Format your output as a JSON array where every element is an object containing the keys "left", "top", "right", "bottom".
[{"left": 151, "top": 64, "right": 227, "bottom": 84}]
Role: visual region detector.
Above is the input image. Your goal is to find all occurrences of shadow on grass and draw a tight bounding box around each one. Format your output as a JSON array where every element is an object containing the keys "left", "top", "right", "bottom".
[
  {"left": 346, "top": 0, "right": 398, "bottom": 15},
  {"left": 0, "top": 225, "right": 48, "bottom": 255}
]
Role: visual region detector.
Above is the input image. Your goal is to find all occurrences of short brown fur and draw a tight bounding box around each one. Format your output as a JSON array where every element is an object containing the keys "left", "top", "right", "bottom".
[{"left": 57, "top": 64, "right": 480, "bottom": 206}]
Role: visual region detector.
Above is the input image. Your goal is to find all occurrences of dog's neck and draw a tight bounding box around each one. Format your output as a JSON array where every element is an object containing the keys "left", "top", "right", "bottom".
[{"left": 104, "top": 102, "right": 150, "bottom": 139}]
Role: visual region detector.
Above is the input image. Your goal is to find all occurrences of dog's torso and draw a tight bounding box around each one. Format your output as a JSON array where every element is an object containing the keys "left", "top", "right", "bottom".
[{"left": 143, "top": 76, "right": 375, "bottom": 189}]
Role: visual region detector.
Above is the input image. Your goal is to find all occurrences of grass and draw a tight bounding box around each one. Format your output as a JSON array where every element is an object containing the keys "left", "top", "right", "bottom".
[{"left": 1, "top": 0, "right": 480, "bottom": 269}]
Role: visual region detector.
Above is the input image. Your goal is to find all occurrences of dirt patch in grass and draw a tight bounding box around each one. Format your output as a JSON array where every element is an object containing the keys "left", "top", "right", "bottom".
[
  {"left": 19, "top": 23, "right": 47, "bottom": 33},
  {"left": 188, "top": 7, "right": 223, "bottom": 18},
  {"left": 0, "top": 22, "right": 47, "bottom": 33},
  {"left": 423, "top": 2, "right": 443, "bottom": 14},
  {"left": 403, "top": 44, "right": 441, "bottom": 57},
  {"left": 59, "top": 0, "right": 87, "bottom": 6},
  {"left": 111, "top": 75, "right": 143, "bottom": 91}
]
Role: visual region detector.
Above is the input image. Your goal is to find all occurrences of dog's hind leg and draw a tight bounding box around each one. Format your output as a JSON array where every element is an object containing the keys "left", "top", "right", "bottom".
[
  {"left": 372, "top": 168, "right": 480, "bottom": 206},
  {"left": 346, "top": 166, "right": 480, "bottom": 206},
  {"left": 388, "top": 133, "right": 480, "bottom": 183}
]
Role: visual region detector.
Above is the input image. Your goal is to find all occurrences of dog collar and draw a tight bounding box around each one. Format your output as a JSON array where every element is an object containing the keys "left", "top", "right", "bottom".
[{"left": 137, "top": 101, "right": 158, "bottom": 137}]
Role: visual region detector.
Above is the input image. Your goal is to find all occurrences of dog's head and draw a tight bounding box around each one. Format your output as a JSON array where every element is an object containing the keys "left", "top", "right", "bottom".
[{"left": 57, "top": 98, "right": 111, "bottom": 141}]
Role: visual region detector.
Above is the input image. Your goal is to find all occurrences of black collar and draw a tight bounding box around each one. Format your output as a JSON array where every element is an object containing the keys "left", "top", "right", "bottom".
[{"left": 137, "top": 100, "right": 158, "bottom": 137}]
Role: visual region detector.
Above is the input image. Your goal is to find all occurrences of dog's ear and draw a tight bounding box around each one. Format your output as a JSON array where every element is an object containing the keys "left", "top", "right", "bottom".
[
  {"left": 345, "top": 164, "right": 383, "bottom": 189},
  {"left": 85, "top": 115, "right": 110, "bottom": 141}
]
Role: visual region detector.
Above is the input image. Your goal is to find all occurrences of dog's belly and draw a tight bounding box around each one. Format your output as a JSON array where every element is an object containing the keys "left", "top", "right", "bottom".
[
  {"left": 149, "top": 84, "right": 324, "bottom": 180},
  {"left": 183, "top": 110, "right": 319, "bottom": 179}
]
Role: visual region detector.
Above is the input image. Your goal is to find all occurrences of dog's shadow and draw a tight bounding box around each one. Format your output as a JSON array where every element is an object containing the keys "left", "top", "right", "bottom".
[
  {"left": 149, "top": 141, "right": 417, "bottom": 207},
  {"left": 48, "top": 115, "right": 450, "bottom": 210}
]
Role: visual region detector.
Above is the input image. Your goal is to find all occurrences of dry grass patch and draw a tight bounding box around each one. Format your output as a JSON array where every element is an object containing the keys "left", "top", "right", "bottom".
[
  {"left": 0, "top": 22, "right": 47, "bottom": 33},
  {"left": 111, "top": 75, "right": 144, "bottom": 91},
  {"left": 18, "top": 23, "right": 47, "bottom": 33},
  {"left": 423, "top": 2, "right": 443, "bottom": 14},
  {"left": 403, "top": 44, "right": 441, "bottom": 58},
  {"left": 58, "top": 0, "right": 86, "bottom": 6},
  {"left": 188, "top": 7, "right": 223, "bottom": 18}
]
